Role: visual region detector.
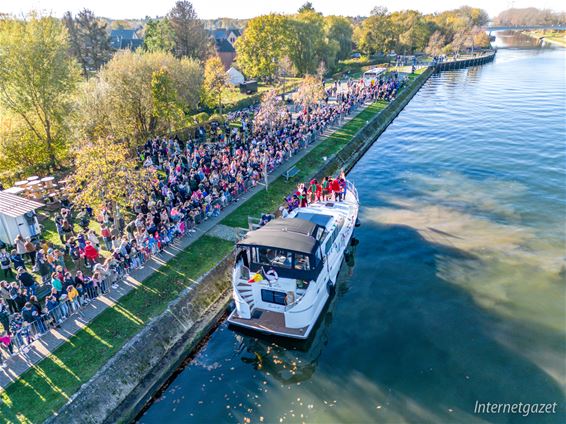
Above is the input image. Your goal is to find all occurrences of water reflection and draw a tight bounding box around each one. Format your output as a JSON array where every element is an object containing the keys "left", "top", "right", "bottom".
[
  {"left": 363, "top": 170, "right": 565, "bottom": 336},
  {"left": 493, "top": 30, "right": 556, "bottom": 50},
  {"left": 234, "top": 256, "right": 355, "bottom": 385}
]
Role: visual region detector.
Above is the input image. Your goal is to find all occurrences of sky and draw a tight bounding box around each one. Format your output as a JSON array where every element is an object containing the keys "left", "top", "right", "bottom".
[{"left": 1, "top": 0, "right": 564, "bottom": 20}]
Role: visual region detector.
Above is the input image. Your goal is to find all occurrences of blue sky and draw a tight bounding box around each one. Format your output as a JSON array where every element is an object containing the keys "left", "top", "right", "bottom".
[{"left": 2, "top": 0, "right": 564, "bottom": 20}]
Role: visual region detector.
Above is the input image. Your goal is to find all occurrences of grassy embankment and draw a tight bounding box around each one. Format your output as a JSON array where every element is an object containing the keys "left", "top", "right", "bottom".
[
  {"left": 528, "top": 30, "right": 566, "bottom": 47},
  {"left": 221, "top": 69, "right": 427, "bottom": 229},
  {"left": 0, "top": 235, "right": 233, "bottom": 424}
]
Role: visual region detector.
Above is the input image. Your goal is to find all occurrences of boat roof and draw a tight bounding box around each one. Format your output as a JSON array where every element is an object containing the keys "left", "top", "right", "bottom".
[
  {"left": 264, "top": 218, "right": 317, "bottom": 236},
  {"left": 363, "top": 67, "right": 386, "bottom": 76},
  {"left": 238, "top": 218, "right": 318, "bottom": 255}
]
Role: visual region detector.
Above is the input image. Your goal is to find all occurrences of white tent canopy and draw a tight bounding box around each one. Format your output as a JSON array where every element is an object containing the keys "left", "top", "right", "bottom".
[{"left": 226, "top": 67, "right": 245, "bottom": 86}]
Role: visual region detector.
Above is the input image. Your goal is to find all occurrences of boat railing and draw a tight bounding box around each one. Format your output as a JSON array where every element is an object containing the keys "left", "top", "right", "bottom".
[
  {"left": 347, "top": 180, "right": 359, "bottom": 202},
  {"left": 284, "top": 293, "right": 306, "bottom": 311},
  {"left": 234, "top": 262, "right": 251, "bottom": 282}
]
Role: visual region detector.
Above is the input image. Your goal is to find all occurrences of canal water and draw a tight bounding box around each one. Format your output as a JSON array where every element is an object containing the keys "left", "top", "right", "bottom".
[{"left": 140, "top": 38, "right": 566, "bottom": 423}]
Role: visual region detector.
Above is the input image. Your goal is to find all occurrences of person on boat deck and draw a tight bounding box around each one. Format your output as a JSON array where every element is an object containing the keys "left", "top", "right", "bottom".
[
  {"left": 279, "top": 206, "right": 289, "bottom": 219},
  {"left": 308, "top": 179, "right": 318, "bottom": 203},
  {"left": 339, "top": 178, "right": 347, "bottom": 200},
  {"left": 259, "top": 214, "right": 273, "bottom": 226},
  {"left": 331, "top": 178, "right": 342, "bottom": 201},
  {"left": 315, "top": 181, "right": 322, "bottom": 202},
  {"left": 296, "top": 185, "right": 306, "bottom": 208},
  {"left": 301, "top": 186, "right": 308, "bottom": 207},
  {"left": 321, "top": 177, "right": 330, "bottom": 201},
  {"left": 339, "top": 170, "right": 347, "bottom": 196}
]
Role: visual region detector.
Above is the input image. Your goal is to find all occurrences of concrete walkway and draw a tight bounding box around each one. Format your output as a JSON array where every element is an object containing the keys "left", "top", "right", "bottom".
[{"left": 0, "top": 103, "right": 368, "bottom": 390}]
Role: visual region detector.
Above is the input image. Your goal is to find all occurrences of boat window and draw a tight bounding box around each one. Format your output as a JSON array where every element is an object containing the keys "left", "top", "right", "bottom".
[
  {"left": 294, "top": 253, "right": 311, "bottom": 270},
  {"left": 261, "top": 289, "right": 287, "bottom": 305},
  {"left": 254, "top": 247, "right": 293, "bottom": 269},
  {"left": 324, "top": 221, "right": 344, "bottom": 255}
]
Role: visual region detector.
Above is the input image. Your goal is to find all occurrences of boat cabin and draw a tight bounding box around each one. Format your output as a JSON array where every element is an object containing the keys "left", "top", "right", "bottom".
[{"left": 236, "top": 218, "right": 326, "bottom": 281}]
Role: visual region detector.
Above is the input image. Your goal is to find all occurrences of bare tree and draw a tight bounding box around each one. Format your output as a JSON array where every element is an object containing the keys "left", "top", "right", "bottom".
[{"left": 168, "top": 1, "right": 211, "bottom": 60}]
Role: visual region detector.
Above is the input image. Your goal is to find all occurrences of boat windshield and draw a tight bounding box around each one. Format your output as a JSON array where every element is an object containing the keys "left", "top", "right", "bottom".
[
  {"left": 293, "top": 253, "right": 310, "bottom": 271},
  {"left": 251, "top": 247, "right": 313, "bottom": 271},
  {"left": 254, "top": 247, "right": 293, "bottom": 269}
]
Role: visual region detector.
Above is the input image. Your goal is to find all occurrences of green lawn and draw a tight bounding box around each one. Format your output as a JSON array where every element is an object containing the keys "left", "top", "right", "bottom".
[
  {"left": 0, "top": 235, "right": 233, "bottom": 424},
  {"left": 39, "top": 213, "right": 103, "bottom": 251},
  {"left": 220, "top": 100, "right": 389, "bottom": 229},
  {"left": 8, "top": 213, "right": 108, "bottom": 291}
]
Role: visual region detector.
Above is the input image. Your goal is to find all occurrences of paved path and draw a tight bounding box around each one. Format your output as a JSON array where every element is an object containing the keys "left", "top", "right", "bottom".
[{"left": 0, "top": 104, "right": 368, "bottom": 390}]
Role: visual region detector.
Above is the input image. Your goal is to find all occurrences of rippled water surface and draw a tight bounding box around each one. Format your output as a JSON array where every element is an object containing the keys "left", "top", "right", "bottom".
[{"left": 140, "top": 42, "right": 566, "bottom": 423}]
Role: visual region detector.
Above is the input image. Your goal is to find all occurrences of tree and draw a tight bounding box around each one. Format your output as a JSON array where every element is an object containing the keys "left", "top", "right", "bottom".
[
  {"left": 353, "top": 10, "right": 397, "bottom": 55},
  {"left": 151, "top": 68, "right": 184, "bottom": 132},
  {"left": 324, "top": 16, "right": 353, "bottom": 61},
  {"left": 0, "top": 15, "right": 81, "bottom": 171},
  {"left": 447, "top": 29, "right": 468, "bottom": 54},
  {"left": 63, "top": 9, "right": 112, "bottom": 77},
  {"left": 390, "top": 10, "right": 431, "bottom": 54},
  {"left": 0, "top": 108, "right": 58, "bottom": 178},
  {"left": 254, "top": 89, "right": 287, "bottom": 131},
  {"left": 74, "top": 50, "right": 202, "bottom": 146},
  {"left": 494, "top": 7, "right": 565, "bottom": 26},
  {"left": 67, "top": 136, "right": 156, "bottom": 213},
  {"left": 458, "top": 6, "right": 489, "bottom": 27},
  {"left": 168, "top": 1, "right": 210, "bottom": 60},
  {"left": 472, "top": 28, "right": 491, "bottom": 49},
  {"left": 144, "top": 18, "right": 175, "bottom": 53},
  {"left": 298, "top": 2, "right": 315, "bottom": 13},
  {"left": 425, "top": 31, "right": 445, "bottom": 57},
  {"left": 202, "top": 56, "right": 228, "bottom": 112},
  {"left": 235, "top": 14, "right": 291, "bottom": 80},
  {"left": 293, "top": 74, "right": 325, "bottom": 110},
  {"left": 278, "top": 55, "right": 296, "bottom": 80},
  {"left": 288, "top": 10, "right": 329, "bottom": 75},
  {"left": 426, "top": 6, "right": 489, "bottom": 48},
  {"left": 316, "top": 61, "right": 326, "bottom": 79}
]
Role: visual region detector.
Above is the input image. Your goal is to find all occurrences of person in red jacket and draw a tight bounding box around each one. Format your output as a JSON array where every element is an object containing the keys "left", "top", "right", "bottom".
[
  {"left": 83, "top": 241, "right": 99, "bottom": 268},
  {"left": 331, "top": 178, "right": 341, "bottom": 201}
]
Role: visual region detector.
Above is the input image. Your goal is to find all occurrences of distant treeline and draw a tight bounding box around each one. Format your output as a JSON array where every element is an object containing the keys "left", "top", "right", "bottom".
[{"left": 493, "top": 8, "right": 566, "bottom": 27}]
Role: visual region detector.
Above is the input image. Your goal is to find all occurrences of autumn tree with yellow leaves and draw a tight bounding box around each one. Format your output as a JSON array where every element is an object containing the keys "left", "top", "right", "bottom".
[{"left": 67, "top": 137, "right": 156, "bottom": 213}]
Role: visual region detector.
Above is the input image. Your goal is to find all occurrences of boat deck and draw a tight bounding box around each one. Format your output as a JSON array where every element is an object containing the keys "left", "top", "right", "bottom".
[{"left": 228, "top": 309, "right": 309, "bottom": 339}]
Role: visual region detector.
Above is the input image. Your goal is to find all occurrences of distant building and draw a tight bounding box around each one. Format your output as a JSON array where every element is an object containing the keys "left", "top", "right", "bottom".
[
  {"left": 215, "top": 39, "right": 236, "bottom": 69},
  {"left": 209, "top": 28, "right": 242, "bottom": 69},
  {"left": 110, "top": 29, "right": 143, "bottom": 51}
]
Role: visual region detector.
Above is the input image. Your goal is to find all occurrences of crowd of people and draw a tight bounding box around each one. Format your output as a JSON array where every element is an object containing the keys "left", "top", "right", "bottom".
[{"left": 0, "top": 73, "right": 407, "bottom": 362}]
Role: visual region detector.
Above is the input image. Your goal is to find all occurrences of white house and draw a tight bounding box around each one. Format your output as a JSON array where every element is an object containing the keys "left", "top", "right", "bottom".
[
  {"left": 0, "top": 192, "right": 43, "bottom": 246},
  {"left": 226, "top": 67, "right": 245, "bottom": 86}
]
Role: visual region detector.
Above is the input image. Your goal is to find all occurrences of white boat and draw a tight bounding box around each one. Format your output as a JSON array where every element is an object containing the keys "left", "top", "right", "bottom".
[{"left": 227, "top": 180, "right": 359, "bottom": 339}]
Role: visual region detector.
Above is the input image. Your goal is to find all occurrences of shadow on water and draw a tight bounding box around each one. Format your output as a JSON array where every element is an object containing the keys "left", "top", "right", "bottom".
[{"left": 316, "top": 218, "right": 565, "bottom": 424}]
